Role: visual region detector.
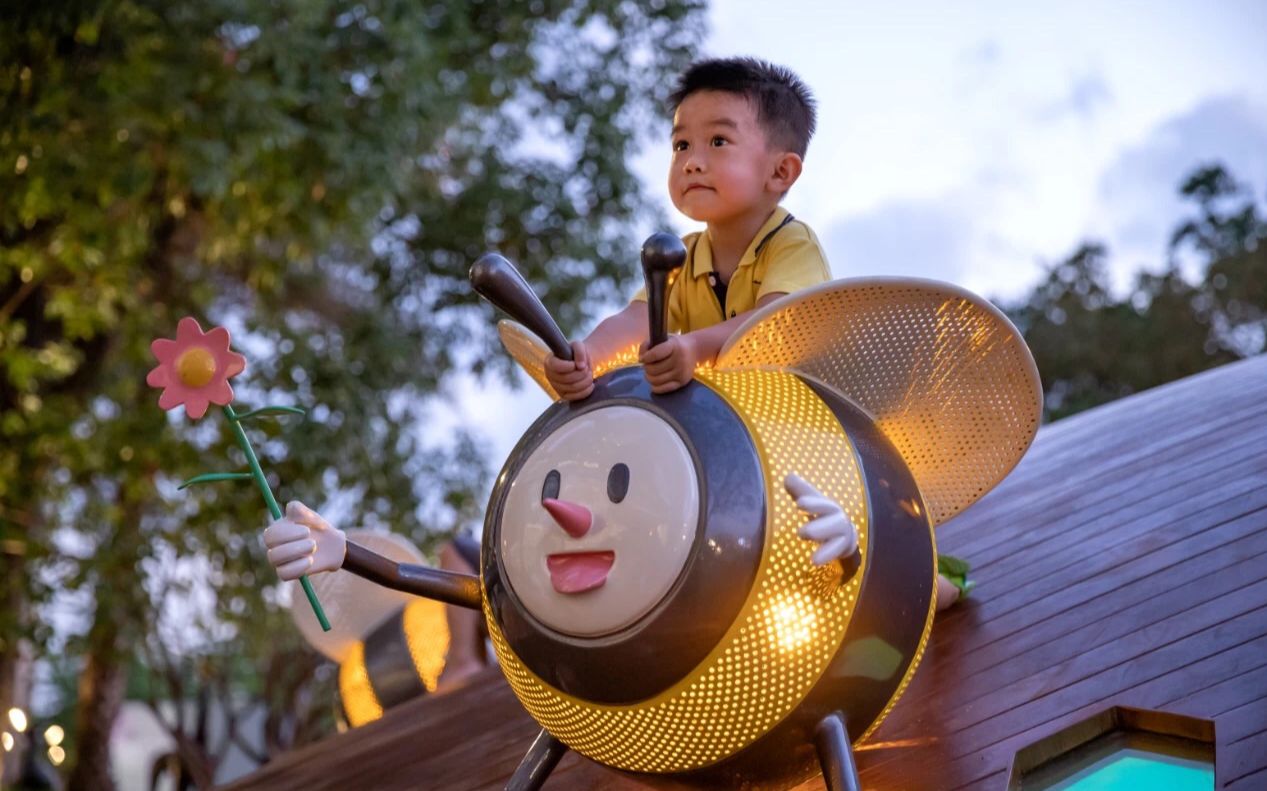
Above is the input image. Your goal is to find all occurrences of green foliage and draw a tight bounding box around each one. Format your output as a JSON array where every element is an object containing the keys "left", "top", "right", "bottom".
[
  {"left": 1, "top": 0, "right": 704, "bottom": 781},
  {"left": 1008, "top": 164, "right": 1266, "bottom": 422}
]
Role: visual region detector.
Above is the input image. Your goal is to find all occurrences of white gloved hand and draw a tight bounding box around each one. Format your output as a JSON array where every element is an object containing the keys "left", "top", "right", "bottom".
[
  {"left": 784, "top": 473, "right": 858, "bottom": 566},
  {"left": 263, "top": 501, "right": 347, "bottom": 581}
]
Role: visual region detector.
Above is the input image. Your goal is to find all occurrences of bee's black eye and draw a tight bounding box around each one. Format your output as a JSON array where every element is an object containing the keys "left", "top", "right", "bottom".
[
  {"left": 607, "top": 463, "right": 630, "bottom": 503},
  {"left": 542, "top": 469, "right": 561, "bottom": 501}
]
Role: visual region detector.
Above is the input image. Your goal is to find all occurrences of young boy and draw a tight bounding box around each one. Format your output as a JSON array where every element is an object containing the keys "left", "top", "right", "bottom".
[
  {"left": 542, "top": 56, "right": 968, "bottom": 610},
  {"left": 545, "top": 56, "right": 830, "bottom": 399}
]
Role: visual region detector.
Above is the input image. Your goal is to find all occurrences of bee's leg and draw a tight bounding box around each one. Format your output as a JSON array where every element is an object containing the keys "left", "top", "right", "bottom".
[
  {"left": 814, "top": 711, "right": 862, "bottom": 791},
  {"left": 505, "top": 729, "right": 568, "bottom": 791}
]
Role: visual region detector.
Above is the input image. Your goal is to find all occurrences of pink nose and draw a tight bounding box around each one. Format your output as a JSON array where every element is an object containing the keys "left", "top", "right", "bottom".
[{"left": 542, "top": 498, "right": 592, "bottom": 538}]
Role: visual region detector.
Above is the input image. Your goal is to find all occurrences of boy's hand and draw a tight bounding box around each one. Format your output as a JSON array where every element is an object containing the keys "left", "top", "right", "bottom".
[
  {"left": 784, "top": 473, "right": 859, "bottom": 566},
  {"left": 544, "top": 341, "right": 594, "bottom": 401},
  {"left": 263, "top": 501, "right": 347, "bottom": 581},
  {"left": 639, "top": 334, "right": 703, "bottom": 393}
]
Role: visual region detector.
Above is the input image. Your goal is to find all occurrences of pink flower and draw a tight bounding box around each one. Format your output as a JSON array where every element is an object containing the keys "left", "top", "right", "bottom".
[{"left": 146, "top": 317, "right": 247, "bottom": 419}]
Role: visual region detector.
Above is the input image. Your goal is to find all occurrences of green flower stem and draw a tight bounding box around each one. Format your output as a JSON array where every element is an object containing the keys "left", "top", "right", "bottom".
[
  {"left": 223, "top": 404, "right": 331, "bottom": 631},
  {"left": 179, "top": 471, "right": 255, "bottom": 490}
]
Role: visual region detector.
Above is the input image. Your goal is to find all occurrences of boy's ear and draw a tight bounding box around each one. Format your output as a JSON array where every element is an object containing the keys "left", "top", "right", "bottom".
[{"left": 767, "top": 151, "right": 804, "bottom": 194}]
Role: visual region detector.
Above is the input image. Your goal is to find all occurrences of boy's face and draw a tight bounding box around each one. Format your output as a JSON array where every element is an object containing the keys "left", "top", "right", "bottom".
[{"left": 669, "top": 90, "right": 786, "bottom": 226}]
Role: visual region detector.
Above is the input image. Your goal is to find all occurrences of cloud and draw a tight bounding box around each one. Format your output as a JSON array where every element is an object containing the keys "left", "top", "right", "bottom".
[
  {"left": 1036, "top": 72, "right": 1114, "bottom": 122},
  {"left": 954, "top": 39, "right": 1001, "bottom": 96},
  {"left": 959, "top": 39, "right": 1001, "bottom": 68},
  {"left": 821, "top": 197, "right": 973, "bottom": 285},
  {"left": 1097, "top": 95, "right": 1267, "bottom": 262}
]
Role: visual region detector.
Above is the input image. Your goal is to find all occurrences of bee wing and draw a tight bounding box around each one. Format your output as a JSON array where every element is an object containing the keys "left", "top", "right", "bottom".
[
  {"left": 716, "top": 278, "right": 1042, "bottom": 528},
  {"left": 288, "top": 529, "right": 426, "bottom": 663},
  {"left": 498, "top": 320, "right": 560, "bottom": 400}
]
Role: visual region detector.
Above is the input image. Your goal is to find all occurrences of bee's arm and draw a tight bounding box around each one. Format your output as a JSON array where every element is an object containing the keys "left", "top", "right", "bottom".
[
  {"left": 343, "top": 541, "right": 483, "bottom": 610},
  {"left": 785, "top": 474, "right": 862, "bottom": 580}
]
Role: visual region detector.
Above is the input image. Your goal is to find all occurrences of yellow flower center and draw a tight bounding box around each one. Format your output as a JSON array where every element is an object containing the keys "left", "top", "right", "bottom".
[{"left": 176, "top": 347, "right": 217, "bottom": 388}]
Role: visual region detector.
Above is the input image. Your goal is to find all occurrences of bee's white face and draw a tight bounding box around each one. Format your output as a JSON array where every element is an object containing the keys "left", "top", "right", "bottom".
[{"left": 499, "top": 405, "right": 701, "bottom": 637}]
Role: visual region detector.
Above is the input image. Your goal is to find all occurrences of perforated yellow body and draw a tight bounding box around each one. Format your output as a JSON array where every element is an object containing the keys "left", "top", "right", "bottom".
[{"left": 485, "top": 368, "right": 887, "bottom": 773}]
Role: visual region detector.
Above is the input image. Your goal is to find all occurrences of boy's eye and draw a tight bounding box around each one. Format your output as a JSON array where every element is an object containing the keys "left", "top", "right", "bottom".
[
  {"left": 672, "top": 139, "right": 689, "bottom": 152},
  {"left": 607, "top": 463, "right": 630, "bottom": 503},
  {"left": 710, "top": 136, "right": 728, "bottom": 147},
  {"left": 542, "top": 469, "right": 561, "bottom": 501}
]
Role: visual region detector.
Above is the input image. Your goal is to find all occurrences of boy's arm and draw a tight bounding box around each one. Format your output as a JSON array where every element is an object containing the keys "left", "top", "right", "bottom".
[
  {"left": 582, "top": 301, "right": 648, "bottom": 368},
  {"left": 641, "top": 292, "right": 786, "bottom": 393}
]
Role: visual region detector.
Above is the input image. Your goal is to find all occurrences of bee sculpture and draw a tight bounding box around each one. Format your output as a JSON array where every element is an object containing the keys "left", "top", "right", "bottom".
[{"left": 268, "top": 234, "right": 1041, "bottom": 790}]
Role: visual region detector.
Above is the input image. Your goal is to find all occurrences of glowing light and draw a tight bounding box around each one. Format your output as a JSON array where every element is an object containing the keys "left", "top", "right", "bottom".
[
  {"left": 402, "top": 598, "right": 450, "bottom": 693},
  {"left": 7, "top": 708, "right": 27, "bottom": 732},
  {"left": 2, "top": 732, "right": 13, "bottom": 751},
  {"left": 899, "top": 498, "right": 923, "bottom": 518},
  {"left": 768, "top": 593, "right": 818, "bottom": 652},
  {"left": 855, "top": 736, "right": 938, "bottom": 752},
  {"left": 48, "top": 745, "right": 65, "bottom": 765},
  {"left": 44, "top": 724, "right": 64, "bottom": 747},
  {"left": 337, "top": 642, "right": 383, "bottom": 727},
  {"left": 592, "top": 342, "right": 642, "bottom": 377}
]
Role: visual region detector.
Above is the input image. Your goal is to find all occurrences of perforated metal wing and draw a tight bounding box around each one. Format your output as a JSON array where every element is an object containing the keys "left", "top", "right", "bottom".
[
  {"left": 497, "top": 320, "right": 559, "bottom": 400},
  {"left": 715, "top": 278, "right": 1042, "bottom": 526}
]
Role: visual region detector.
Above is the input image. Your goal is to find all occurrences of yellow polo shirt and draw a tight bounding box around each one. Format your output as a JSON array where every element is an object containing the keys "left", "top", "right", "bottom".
[{"left": 632, "top": 207, "right": 831, "bottom": 334}]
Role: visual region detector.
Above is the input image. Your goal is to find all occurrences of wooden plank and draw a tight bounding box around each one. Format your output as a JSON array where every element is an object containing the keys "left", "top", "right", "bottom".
[
  {"left": 963, "top": 426, "right": 1267, "bottom": 568},
  {"left": 1218, "top": 731, "right": 1267, "bottom": 789},
  {"left": 868, "top": 590, "right": 1267, "bottom": 788},
  {"left": 893, "top": 538, "right": 1267, "bottom": 718},
  {"left": 951, "top": 426, "right": 1267, "bottom": 572},
  {"left": 868, "top": 620, "right": 1267, "bottom": 789},
  {"left": 1224, "top": 763, "right": 1267, "bottom": 789},
  {"left": 224, "top": 667, "right": 540, "bottom": 790},
  {"left": 927, "top": 499, "right": 1267, "bottom": 664},
  {"left": 952, "top": 529, "right": 1267, "bottom": 673},
  {"left": 935, "top": 495, "right": 1267, "bottom": 645},
  {"left": 943, "top": 376, "right": 1267, "bottom": 558},
  {"left": 1165, "top": 661, "right": 1267, "bottom": 718}
]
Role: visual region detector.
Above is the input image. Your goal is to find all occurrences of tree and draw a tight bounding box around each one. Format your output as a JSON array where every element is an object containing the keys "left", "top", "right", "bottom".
[
  {"left": 1008, "top": 164, "right": 1266, "bottom": 422},
  {"left": 1, "top": 0, "right": 704, "bottom": 785}
]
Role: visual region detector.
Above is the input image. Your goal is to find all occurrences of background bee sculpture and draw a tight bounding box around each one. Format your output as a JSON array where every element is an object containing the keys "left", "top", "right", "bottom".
[{"left": 278, "top": 234, "right": 1041, "bottom": 791}]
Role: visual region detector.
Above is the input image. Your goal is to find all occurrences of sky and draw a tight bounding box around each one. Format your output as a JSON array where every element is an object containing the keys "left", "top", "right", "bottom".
[
  {"left": 447, "top": 0, "right": 1267, "bottom": 470},
  {"left": 671, "top": 0, "right": 1267, "bottom": 295}
]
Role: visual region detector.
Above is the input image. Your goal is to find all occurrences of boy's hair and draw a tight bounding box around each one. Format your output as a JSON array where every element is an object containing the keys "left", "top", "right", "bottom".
[{"left": 669, "top": 57, "right": 817, "bottom": 159}]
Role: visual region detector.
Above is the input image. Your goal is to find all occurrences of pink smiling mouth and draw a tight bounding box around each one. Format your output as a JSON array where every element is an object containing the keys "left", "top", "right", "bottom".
[{"left": 546, "top": 551, "right": 615, "bottom": 594}]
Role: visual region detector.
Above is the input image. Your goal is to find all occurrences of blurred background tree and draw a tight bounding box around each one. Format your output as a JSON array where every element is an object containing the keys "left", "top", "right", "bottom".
[
  {"left": 1007, "top": 163, "right": 1266, "bottom": 422},
  {"left": 0, "top": 0, "right": 702, "bottom": 786}
]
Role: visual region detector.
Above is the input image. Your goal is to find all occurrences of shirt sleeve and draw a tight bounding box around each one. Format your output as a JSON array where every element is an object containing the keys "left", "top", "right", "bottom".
[{"left": 756, "top": 224, "right": 831, "bottom": 301}]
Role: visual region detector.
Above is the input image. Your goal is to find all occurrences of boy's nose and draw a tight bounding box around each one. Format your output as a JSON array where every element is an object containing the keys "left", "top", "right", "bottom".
[{"left": 543, "top": 498, "right": 592, "bottom": 538}]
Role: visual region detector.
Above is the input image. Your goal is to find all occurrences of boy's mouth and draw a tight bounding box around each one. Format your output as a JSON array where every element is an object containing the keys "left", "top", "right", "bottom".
[{"left": 546, "top": 551, "right": 615, "bottom": 594}]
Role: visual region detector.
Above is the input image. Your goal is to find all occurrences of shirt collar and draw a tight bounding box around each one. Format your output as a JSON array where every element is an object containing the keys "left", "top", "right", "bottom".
[{"left": 691, "top": 206, "right": 792, "bottom": 280}]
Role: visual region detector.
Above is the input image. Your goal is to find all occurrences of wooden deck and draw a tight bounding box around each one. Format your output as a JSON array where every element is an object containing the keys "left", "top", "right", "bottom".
[{"left": 228, "top": 354, "right": 1267, "bottom": 790}]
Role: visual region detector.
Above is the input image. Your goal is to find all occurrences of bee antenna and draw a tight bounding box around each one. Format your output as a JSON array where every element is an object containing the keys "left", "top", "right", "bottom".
[
  {"left": 640, "top": 233, "right": 687, "bottom": 348},
  {"left": 470, "top": 253, "right": 573, "bottom": 361}
]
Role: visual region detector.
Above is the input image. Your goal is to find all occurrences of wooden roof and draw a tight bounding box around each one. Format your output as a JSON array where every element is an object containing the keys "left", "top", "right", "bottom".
[{"left": 228, "top": 354, "right": 1267, "bottom": 790}]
